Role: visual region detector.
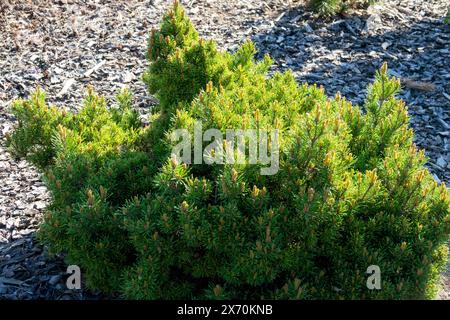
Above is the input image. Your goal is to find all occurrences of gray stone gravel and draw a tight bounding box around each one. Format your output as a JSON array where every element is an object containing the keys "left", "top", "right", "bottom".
[{"left": 0, "top": 0, "right": 449, "bottom": 299}]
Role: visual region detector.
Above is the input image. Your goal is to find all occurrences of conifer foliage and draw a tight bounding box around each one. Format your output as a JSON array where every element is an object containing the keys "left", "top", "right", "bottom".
[
  {"left": 308, "top": 0, "right": 374, "bottom": 17},
  {"left": 6, "top": 1, "right": 450, "bottom": 299}
]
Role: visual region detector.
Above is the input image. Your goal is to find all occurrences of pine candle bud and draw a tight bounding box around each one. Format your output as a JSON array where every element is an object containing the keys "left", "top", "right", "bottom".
[
  {"left": 213, "top": 285, "right": 222, "bottom": 297},
  {"left": 324, "top": 152, "right": 333, "bottom": 167},
  {"left": 221, "top": 177, "right": 228, "bottom": 194},
  {"left": 294, "top": 278, "right": 301, "bottom": 290},
  {"left": 400, "top": 242, "right": 407, "bottom": 251},
  {"left": 393, "top": 151, "right": 399, "bottom": 161},
  {"left": 87, "top": 189, "right": 94, "bottom": 206},
  {"left": 243, "top": 115, "right": 249, "bottom": 127},
  {"left": 170, "top": 156, "right": 178, "bottom": 168},
  {"left": 325, "top": 101, "right": 331, "bottom": 114},
  {"left": 357, "top": 172, "right": 363, "bottom": 185},
  {"left": 231, "top": 168, "right": 238, "bottom": 183},
  {"left": 251, "top": 185, "right": 260, "bottom": 198},
  {"left": 181, "top": 201, "right": 189, "bottom": 212},
  {"left": 261, "top": 187, "right": 267, "bottom": 197},
  {"left": 314, "top": 107, "right": 321, "bottom": 123},
  {"left": 99, "top": 186, "right": 106, "bottom": 200},
  {"left": 440, "top": 185, "right": 448, "bottom": 202},
  {"left": 57, "top": 124, "right": 67, "bottom": 140},
  {"left": 254, "top": 109, "right": 260, "bottom": 123},
  {"left": 308, "top": 187, "right": 315, "bottom": 202},
  {"left": 323, "top": 189, "right": 330, "bottom": 202},
  {"left": 319, "top": 84, "right": 325, "bottom": 93},
  {"left": 333, "top": 117, "right": 341, "bottom": 133},
  {"left": 274, "top": 117, "right": 280, "bottom": 129},
  {"left": 367, "top": 170, "right": 377, "bottom": 184},
  {"left": 380, "top": 62, "right": 388, "bottom": 75},
  {"left": 206, "top": 81, "right": 213, "bottom": 93},
  {"left": 335, "top": 91, "right": 341, "bottom": 102}
]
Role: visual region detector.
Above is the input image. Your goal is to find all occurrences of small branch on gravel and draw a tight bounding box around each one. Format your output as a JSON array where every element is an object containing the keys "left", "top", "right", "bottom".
[
  {"left": 57, "top": 78, "right": 76, "bottom": 97},
  {"left": 83, "top": 60, "right": 107, "bottom": 78}
]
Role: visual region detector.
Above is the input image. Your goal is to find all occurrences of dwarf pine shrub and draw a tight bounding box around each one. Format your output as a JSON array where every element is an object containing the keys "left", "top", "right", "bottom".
[
  {"left": 140, "top": 0, "right": 272, "bottom": 165},
  {"left": 7, "top": 1, "right": 450, "bottom": 299},
  {"left": 308, "top": 0, "right": 375, "bottom": 17},
  {"left": 7, "top": 87, "right": 148, "bottom": 291},
  {"left": 6, "top": 89, "right": 75, "bottom": 169}
]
